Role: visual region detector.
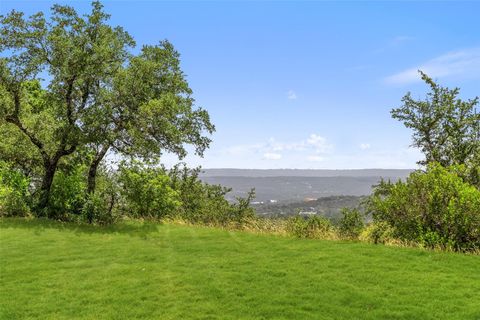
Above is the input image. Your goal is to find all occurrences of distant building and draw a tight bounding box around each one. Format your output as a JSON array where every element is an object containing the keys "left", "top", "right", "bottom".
[
  {"left": 299, "top": 211, "right": 317, "bottom": 215},
  {"left": 269, "top": 199, "right": 278, "bottom": 203},
  {"left": 299, "top": 207, "right": 317, "bottom": 215}
]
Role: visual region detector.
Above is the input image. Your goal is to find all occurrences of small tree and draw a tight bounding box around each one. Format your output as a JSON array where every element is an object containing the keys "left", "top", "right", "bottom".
[
  {"left": 338, "top": 208, "right": 364, "bottom": 239},
  {"left": 391, "top": 71, "right": 479, "bottom": 186}
]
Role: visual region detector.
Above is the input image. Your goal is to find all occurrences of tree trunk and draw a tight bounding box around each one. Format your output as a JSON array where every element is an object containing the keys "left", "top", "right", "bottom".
[
  {"left": 87, "top": 165, "right": 98, "bottom": 195},
  {"left": 87, "top": 145, "right": 110, "bottom": 194},
  {"left": 37, "top": 159, "right": 59, "bottom": 214},
  {"left": 36, "top": 145, "right": 77, "bottom": 213}
]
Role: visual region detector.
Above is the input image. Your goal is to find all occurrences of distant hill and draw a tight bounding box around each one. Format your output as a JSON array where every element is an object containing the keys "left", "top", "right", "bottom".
[
  {"left": 199, "top": 169, "right": 414, "bottom": 203},
  {"left": 200, "top": 168, "right": 413, "bottom": 178}
]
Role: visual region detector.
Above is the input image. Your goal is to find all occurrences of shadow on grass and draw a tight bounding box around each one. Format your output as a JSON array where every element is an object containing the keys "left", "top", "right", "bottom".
[{"left": 0, "top": 217, "right": 161, "bottom": 238}]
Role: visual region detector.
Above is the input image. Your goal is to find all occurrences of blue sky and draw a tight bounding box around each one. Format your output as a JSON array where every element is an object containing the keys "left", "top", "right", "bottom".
[{"left": 2, "top": 1, "right": 479, "bottom": 169}]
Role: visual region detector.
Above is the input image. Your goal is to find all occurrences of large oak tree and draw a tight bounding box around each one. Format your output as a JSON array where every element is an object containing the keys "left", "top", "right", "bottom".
[{"left": 1, "top": 2, "right": 214, "bottom": 212}]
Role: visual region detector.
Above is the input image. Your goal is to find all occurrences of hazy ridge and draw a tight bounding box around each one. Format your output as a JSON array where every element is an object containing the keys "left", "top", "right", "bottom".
[
  {"left": 200, "top": 169, "right": 414, "bottom": 203},
  {"left": 200, "top": 168, "right": 414, "bottom": 178}
]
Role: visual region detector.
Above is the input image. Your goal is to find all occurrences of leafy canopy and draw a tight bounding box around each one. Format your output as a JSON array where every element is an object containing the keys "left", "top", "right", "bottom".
[{"left": 391, "top": 71, "right": 479, "bottom": 169}]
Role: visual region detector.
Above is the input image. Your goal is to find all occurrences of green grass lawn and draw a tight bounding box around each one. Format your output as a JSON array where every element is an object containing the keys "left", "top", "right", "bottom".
[{"left": 1, "top": 218, "right": 479, "bottom": 320}]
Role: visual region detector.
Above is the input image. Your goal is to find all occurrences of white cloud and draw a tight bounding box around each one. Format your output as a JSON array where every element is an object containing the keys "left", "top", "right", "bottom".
[
  {"left": 306, "top": 155, "right": 324, "bottom": 162},
  {"left": 175, "top": 139, "right": 422, "bottom": 169},
  {"left": 360, "top": 143, "right": 371, "bottom": 150},
  {"left": 265, "top": 137, "right": 306, "bottom": 152},
  {"left": 262, "top": 134, "right": 332, "bottom": 155},
  {"left": 385, "top": 47, "right": 480, "bottom": 85},
  {"left": 306, "top": 134, "right": 333, "bottom": 154},
  {"left": 287, "top": 90, "right": 297, "bottom": 100},
  {"left": 263, "top": 152, "right": 282, "bottom": 160},
  {"left": 223, "top": 134, "right": 333, "bottom": 163}
]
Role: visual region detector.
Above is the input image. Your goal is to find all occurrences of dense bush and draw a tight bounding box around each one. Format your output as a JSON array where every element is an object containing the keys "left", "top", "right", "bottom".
[
  {"left": 367, "top": 163, "right": 480, "bottom": 252},
  {"left": 82, "top": 168, "right": 120, "bottom": 224},
  {"left": 338, "top": 208, "right": 364, "bottom": 239},
  {"left": 47, "top": 166, "right": 87, "bottom": 219},
  {"left": 0, "top": 161, "right": 31, "bottom": 216},
  {"left": 118, "top": 162, "right": 181, "bottom": 219},
  {"left": 82, "top": 192, "right": 116, "bottom": 225}
]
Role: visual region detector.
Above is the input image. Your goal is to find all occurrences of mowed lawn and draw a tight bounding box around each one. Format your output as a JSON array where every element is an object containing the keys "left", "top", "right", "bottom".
[{"left": 0, "top": 218, "right": 479, "bottom": 320}]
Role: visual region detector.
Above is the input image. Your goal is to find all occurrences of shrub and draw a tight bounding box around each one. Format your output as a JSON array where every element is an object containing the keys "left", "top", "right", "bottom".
[
  {"left": 0, "top": 161, "right": 31, "bottom": 216},
  {"left": 338, "top": 208, "right": 364, "bottom": 239},
  {"left": 47, "top": 166, "right": 87, "bottom": 219},
  {"left": 168, "top": 165, "right": 255, "bottom": 225},
  {"left": 287, "top": 216, "right": 333, "bottom": 239},
  {"left": 171, "top": 167, "right": 229, "bottom": 223},
  {"left": 367, "top": 163, "right": 480, "bottom": 252},
  {"left": 359, "top": 222, "right": 396, "bottom": 245},
  {"left": 119, "top": 162, "right": 180, "bottom": 218},
  {"left": 227, "top": 189, "right": 256, "bottom": 224},
  {"left": 82, "top": 192, "right": 116, "bottom": 225},
  {"left": 81, "top": 167, "right": 120, "bottom": 224}
]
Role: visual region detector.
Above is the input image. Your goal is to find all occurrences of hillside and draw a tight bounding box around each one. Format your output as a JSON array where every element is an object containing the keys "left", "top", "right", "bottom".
[
  {"left": 255, "top": 195, "right": 365, "bottom": 220},
  {"left": 1, "top": 218, "right": 479, "bottom": 320},
  {"left": 200, "top": 169, "right": 412, "bottom": 203}
]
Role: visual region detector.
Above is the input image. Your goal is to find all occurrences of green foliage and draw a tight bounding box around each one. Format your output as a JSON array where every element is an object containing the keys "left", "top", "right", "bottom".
[
  {"left": 0, "top": 2, "right": 136, "bottom": 209},
  {"left": 47, "top": 166, "right": 87, "bottom": 219},
  {"left": 168, "top": 165, "right": 255, "bottom": 225},
  {"left": 367, "top": 163, "right": 480, "bottom": 252},
  {"left": 0, "top": 117, "right": 43, "bottom": 178},
  {"left": 109, "top": 42, "right": 215, "bottom": 160},
  {"left": 82, "top": 167, "right": 119, "bottom": 224},
  {"left": 338, "top": 207, "right": 364, "bottom": 239},
  {"left": 118, "top": 162, "right": 180, "bottom": 218},
  {"left": 359, "top": 222, "right": 396, "bottom": 245},
  {"left": 82, "top": 192, "right": 116, "bottom": 225},
  {"left": 391, "top": 71, "right": 479, "bottom": 186},
  {"left": 374, "top": 71, "right": 480, "bottom": 252},
  {"left": 287, "top": 215, "right": 333, "bottom": 239},
  {"left": 0, "top": 162, "right": 31, "bottom": 216},
  {"left": 1, "top": 2, "right": 214, "bottom": 210},
  {"left": 229, "top": 189, "right": 256, "bottom": 223}
]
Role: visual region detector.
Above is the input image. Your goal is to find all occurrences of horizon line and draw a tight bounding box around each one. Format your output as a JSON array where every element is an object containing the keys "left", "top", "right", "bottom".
[{"left": 199, "top": 168, "right": 416, "bottom": 171}]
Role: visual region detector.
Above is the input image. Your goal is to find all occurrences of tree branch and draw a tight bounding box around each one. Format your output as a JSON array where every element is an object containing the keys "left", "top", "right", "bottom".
[
  {"left": 4, "top": 90, "right": 49, "bottom": 162},
  {"left": 65, "top": 75, "right": 77, "bottom": 126}
]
